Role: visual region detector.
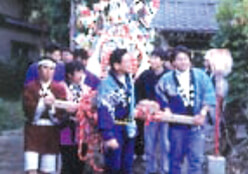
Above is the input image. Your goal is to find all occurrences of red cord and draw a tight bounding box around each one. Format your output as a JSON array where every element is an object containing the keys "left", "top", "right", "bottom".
[{"left": 215, "top": 95, "right": 223, "bottom": 156}]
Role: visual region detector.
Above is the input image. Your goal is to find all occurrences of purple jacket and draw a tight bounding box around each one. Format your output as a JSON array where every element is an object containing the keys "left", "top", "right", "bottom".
[{"left": 60, "top": 71, "right": 100, "bottom": 145}]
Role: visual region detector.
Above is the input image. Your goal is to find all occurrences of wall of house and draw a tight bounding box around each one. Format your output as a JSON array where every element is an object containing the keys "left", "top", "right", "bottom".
[
  {"left": 0, "top": 0, "right": 22, "bottom": 18},
  {"left": 0, "top": 27, "right": 42, "bottom": 61}
]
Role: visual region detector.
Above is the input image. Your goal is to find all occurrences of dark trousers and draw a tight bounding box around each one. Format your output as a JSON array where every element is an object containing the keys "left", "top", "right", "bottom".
[
  {"left": 104, "top": 128, "right": 135, "bottom": 174},
  {"left": 135, "top": 119, "right": 144, "bottom": 156},
  {"left": 60, "top": 145, "right": 85, "bottom": 174}
]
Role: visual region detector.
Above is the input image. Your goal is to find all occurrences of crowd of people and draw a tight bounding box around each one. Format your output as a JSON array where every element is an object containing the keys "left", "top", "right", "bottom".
[{"left": 22, "top": 42, "right": 216, "bottom": 174}]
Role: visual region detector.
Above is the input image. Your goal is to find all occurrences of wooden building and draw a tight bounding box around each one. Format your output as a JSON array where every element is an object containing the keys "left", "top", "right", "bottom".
[
  {"left": 151, "top": 0, "right": 219, "bottom": 50},
  {"left": 0, "top": 0, "right": 46, "bottom": 62}
]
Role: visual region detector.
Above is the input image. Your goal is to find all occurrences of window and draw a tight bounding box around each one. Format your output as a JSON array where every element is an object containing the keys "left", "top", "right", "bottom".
[{"left": 11, "top": 41, "right": 38, "bottom": 61}]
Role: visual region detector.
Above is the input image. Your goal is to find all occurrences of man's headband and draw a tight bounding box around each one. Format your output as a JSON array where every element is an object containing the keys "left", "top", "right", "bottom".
[{"left": 38, "top": 58, "right": 56, "bottom": 68}]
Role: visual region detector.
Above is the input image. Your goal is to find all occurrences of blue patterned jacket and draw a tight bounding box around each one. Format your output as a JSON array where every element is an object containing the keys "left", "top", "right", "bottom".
[
  {"left": 97, "top": 71, "right": 136, "bottom": 141},
  {"left": 156, "top": 68, "right": 216, "bottom": 117}
]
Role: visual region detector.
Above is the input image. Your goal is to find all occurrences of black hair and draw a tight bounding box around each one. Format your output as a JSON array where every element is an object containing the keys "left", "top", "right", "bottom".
[
  {"left": 65, "top": 60, "right": 84, "bottom": 77},
  {"left": 165, "top": 48, "right": 174, "bottom": 62},
  {"left": 109, "top": 48, "right": 127, "bottom": 70},
  {"left": 74, "top": 48, "right": 89, "bottom": 60},
  {"left": 171, "top": 45, "right": 191, "bottom": 62},
  {"left": 61, "top": 46, "right": 73, "bottom": 54},
  {"left": 38, "top": 56, "right": 56, "bottom": 63},
  {"left": 44, "top": 42, "right": 61, "bottom": 54},
  {"left": 151, "top": 48, "right": 167, "bottom": 61}
]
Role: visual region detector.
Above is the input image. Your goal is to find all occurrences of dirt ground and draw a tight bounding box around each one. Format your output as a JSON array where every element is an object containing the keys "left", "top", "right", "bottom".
[
  {"left": 0, "top": 128, "right": 205, "bottom": 174},
  {"left": 0, "top": 129, "right": 148, "bottom": 174},
  {"left": 0, "top": 127, "right": 234, "bottom": 174},
  {"left": 0, "top": 129, "right": 24, "bottom": 174}
]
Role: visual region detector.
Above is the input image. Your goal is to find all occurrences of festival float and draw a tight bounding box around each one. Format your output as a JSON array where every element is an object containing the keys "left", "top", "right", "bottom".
[{"left": 71, "top": 0, "right": 160, "bottom": 172}]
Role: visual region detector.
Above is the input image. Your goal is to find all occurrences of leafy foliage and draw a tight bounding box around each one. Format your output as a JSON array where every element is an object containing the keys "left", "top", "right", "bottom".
[
  {"left": 211, "top": 0, "right": 248, "bottom": 120},
  {"left": 23, "top": 0, "right": 101, "bottom": 45},
  {"left": 0, "top": 57, "right": 29, "bottom": 100},
  {"left": 0, "top": 66, "right": 28, "bottom": 130},
  {"left": 24, "top": 0, "right": 71, "bottom": 45},
  {"left": 0, "top": 99, "right": 24, "bottom": 131}
]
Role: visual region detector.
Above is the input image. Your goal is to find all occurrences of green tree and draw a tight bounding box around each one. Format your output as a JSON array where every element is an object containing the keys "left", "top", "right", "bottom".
[
  {"left": 23, "top": 0, "right": 101, "bottom": 45},
  {"left": 24, "top": 0, "right": 71, "bottom": 45},
  {"left": 211, "top": 0, "right": 248, "bottom": 121}
]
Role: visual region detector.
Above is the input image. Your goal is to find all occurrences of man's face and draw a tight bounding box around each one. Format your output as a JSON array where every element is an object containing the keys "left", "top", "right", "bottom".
[
  {"left": 39, "top": 65, "right": 55, "bottom": 82},
  {"left": 150, "top": 55, "right": 164, "bottom": 71},
  {"left": 173, "top": 52, "right": 191, "bottom": 72},
  {"left": 115, "top": 53, "right": 133, "bottom": 74},
  {"left": 69, "top": 70, "right": 84, "bottom": 84},
  {"left": 80, "top": 59, "right": 88, "bottom": 67},
  {"left": 62, "top": 51, "right": 74, "bottom": 63},
  {"left": 51, "top": 50, "right": 61, "bottom": 62}
]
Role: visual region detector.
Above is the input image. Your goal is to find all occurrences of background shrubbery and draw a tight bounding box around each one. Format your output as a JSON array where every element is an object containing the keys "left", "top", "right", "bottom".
[
  {"left": 0, "top": 99, "right": 24, "bottom": 131},
  {"left": 0, "top": 56, "right": 29, "bottom": 131},
  {"left": 211, "top": 0, "right": 248, "bottom": 129},
  {"left": 0, "top": 57, "right": 29, "bottom": 100}
]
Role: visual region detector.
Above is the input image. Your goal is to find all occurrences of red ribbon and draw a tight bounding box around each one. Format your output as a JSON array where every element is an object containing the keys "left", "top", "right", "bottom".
[
  {"left": 76, "top": 90, "right": 104, "bottom": 172},
  {"left": 215, "top": 95, "right": 223, "bottom": 156},
  {"left": 135, "top": 100, "right": 160, "bottom": 125}
]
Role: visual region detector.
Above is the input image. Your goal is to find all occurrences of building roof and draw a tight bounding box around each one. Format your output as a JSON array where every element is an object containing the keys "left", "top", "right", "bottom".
[
  {"left": 151, "top": 0, "right": 219, "bottom": 34},
  {"left": 0, "top": 13, "right": 46, "bottom": 34}
]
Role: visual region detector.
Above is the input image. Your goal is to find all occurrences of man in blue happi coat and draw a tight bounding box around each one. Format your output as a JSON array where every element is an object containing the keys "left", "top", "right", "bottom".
[
  {"left": 155, "top": 45, "right": 216, "bottom": 174},
  {"left": 97, "top": 48, "right": 137, "bottom": 174}
]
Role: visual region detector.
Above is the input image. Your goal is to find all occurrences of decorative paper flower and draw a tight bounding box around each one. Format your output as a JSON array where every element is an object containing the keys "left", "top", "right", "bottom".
[
  {"left": 204, "top": 49, "right": 233, "bottom": 77},
  {"left": 77, "top": 5, "right": 91, "bottom": 16},
  {"left": 74, "top": 0, "right": 158, "bottom": 78}
]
